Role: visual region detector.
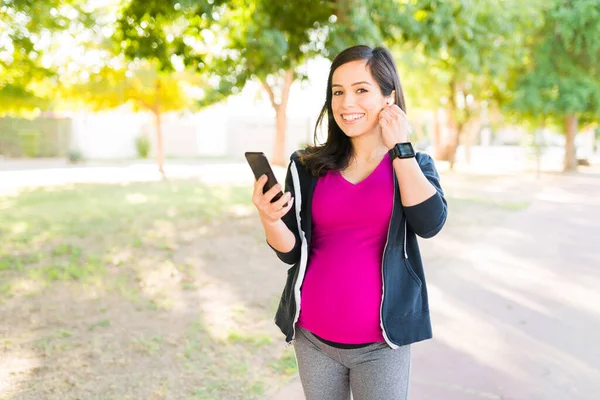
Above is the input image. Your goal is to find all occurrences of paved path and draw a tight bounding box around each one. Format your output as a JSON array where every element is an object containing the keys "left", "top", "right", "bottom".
[
  {"left": 0, "top": 159, "right": 252, "bottom": 195},
  {"left": 271, "top": 169, "right": 600, "bottom": 400}
]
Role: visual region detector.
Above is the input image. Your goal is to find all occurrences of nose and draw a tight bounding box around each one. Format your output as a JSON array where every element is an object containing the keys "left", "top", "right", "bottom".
[{"left": 340, "top": 92, "right": 356, "bottom": 109}]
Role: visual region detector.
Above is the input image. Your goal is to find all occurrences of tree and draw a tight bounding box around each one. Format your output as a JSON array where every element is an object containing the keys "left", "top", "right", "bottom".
[
  {"left": 507, "top": 0, "right": 600, "bottom": 171},
  {"left": 37, "top": 0, "right": 211, "bottom": 177},
  {"left": 115, "top": 0, "right": 224, "bottom": 73},
  {"left": 390, "top": 0, "right": 542, "bottom": 168},
  {"left": 118, "top": 0, "right": 413, "bottom": 165},
  {"left": 64, "top": 62, "right": 206, "bottom": 177},
  {"left": 213, "top": 0, "right": 419, "bottom": 164},
  {"left": 0, "top": 0, "right": 88, "bottom": 116}
]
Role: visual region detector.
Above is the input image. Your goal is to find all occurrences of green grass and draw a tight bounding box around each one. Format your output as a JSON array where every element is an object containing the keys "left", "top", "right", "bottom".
[
  {"left": 0, "top": 179, "right": 287, "bottom": 399},
  {"left": 88, "top": 319, "right": 111, "bottom": 331},
  {"left": 182, "top": 319, "right": 279, "bottom": 398},
  {"left": 0, "top": 180, "right": 252, "bottom": 299},
  {"left": 34, "top": 329, "right": 74, "bottom": 356},
  {"left": 270, "top": 349, "right": 298, "bottom": 376},
  {"left": 131, "top": 335, "right": 163, "bottom": 355},
  {"left": 248, "top": 381, "right": 265, "bottom": 395},
  {"left": 226, "top": 331, "right": 272, "bottom": 348}
]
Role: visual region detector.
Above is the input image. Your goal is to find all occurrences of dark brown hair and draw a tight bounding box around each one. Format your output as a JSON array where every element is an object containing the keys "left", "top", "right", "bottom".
[{"left": 300, "top": 45, "right": 407, "bottom": 177}]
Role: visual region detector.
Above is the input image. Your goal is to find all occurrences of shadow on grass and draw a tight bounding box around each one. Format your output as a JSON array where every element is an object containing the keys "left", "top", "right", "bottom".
[{"left": 0, "top": 179, "right": 296, "bottom": 399}]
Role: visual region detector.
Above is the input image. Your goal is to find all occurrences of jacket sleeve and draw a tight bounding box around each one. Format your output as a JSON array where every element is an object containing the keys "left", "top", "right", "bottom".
[
  {"left": 267, "top": 158, "right": 302, "bottom": 265},
  {"left": 403, "top": 153, "right": 448, "bottom": 238}
]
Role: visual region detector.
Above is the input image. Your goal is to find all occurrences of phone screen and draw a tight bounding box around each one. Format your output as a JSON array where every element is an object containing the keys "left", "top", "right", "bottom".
[{"left": 245, "top": 152, "right": 284, "bottom": 203}]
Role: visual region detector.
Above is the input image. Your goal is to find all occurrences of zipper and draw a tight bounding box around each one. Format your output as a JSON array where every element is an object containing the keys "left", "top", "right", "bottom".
[
  {"left": 286, "top": 164, "right": 405, "bottom": 348},
  {"left": 404, "top": 219, "right": 408, "bottom": 259},
  {"left": 379, "top": 175, "right": 400, "bottom": 350},
  {"left": 288, "top": 161, "right": 308, "bottom": 344}
]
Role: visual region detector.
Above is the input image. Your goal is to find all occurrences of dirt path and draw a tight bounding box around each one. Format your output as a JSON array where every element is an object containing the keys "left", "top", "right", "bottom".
[{"left": 271, "top": 168, "right": 600, "bottom": 400}]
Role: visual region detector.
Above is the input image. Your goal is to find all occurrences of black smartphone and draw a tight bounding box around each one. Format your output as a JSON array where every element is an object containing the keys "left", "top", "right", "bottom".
[{"left": 245, "top": 152, "right": 284, "bottom": 203}]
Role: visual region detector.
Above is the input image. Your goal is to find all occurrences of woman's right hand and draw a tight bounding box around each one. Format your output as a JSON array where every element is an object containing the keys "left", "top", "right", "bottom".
[{"left": 252, "top": 175, "right": 294, "bottom": 224}]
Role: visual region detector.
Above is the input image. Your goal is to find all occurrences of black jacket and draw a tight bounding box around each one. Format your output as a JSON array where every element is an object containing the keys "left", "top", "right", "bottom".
[{"left": 269, "top": 151, "right": 447, "bottom": 349}]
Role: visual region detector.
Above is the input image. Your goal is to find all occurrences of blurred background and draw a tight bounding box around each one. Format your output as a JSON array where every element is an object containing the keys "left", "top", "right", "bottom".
[{"left": 1, "top": 0, "right": 599, "bottom": 399}]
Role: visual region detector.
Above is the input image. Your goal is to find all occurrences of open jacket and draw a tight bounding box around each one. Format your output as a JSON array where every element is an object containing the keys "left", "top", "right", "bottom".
[{"left": 269, "top": 150, "right": 448, "bottom": 349}]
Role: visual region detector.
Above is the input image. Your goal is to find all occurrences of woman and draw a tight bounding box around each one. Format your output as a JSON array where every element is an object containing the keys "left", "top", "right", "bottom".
[{"left": 251, "top": 45, "right": 447, "bottom": 399}]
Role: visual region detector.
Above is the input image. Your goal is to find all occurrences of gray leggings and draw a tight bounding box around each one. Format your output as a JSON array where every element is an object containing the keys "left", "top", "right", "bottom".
[{"left": 293, "top": 326, "right": 411, "bottom": 400}]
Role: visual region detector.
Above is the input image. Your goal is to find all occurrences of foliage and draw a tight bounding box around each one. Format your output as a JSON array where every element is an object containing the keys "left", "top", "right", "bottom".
[
  {"left": 391, "top": 0, "right": 543, "bottom": 115},
  {"left": 0, "top": 0, "right": 93, "bottom": 115},
  {"left": 506, "top": 0, "right": 600, "bottom": 127},
  {"left": 115, "top": 0, "right": 226, "bottom": 72},
  {"left": 64, "top": 61, "right": 200, "bottom": 114},
  {"left": 116, "top": 0, "right": 414, "bottom": 107}
]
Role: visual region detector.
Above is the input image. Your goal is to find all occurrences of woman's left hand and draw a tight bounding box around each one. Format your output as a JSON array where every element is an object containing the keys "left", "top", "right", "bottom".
[{"left": 378, "top": 104, "right": 410, "bottom": 150}]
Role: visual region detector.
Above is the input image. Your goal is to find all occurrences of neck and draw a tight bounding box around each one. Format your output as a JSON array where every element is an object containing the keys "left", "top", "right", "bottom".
[{"left": 350, "top": 129, "right": 388, "bottom": 163}]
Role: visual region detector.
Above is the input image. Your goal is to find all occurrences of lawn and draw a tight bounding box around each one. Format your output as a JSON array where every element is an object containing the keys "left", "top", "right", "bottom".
[
  {"left": 0, "top": 173, "right": 533, "bottom": 399},
  {"left": 0, "top": 179, "right": 297, "bottom": 400}
]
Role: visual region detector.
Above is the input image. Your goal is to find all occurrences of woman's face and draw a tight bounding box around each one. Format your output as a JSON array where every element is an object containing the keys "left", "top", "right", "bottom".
[{"left": 330, "top": 60, "right": 390, "bottom": 140}]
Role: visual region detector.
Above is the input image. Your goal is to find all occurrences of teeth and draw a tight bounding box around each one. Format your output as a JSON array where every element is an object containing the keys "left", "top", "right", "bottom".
[{"left": 342, "top": 114, "right": 364, "bottom": 121}]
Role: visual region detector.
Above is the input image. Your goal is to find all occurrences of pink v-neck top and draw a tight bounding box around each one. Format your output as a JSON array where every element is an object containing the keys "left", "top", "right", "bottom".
[{"left": 297, "top": 154, "right": 393, "bottom": 344}]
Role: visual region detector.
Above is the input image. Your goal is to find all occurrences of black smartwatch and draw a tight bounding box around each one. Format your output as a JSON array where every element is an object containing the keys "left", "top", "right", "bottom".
[{"left": 389, "top": 142, "right": 416, "bottom": 159}]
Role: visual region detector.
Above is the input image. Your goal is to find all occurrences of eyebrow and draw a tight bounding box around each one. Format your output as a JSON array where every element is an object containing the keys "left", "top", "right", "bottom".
[{"left": 331, "top": 81, "right": 373, "bottom": 88}]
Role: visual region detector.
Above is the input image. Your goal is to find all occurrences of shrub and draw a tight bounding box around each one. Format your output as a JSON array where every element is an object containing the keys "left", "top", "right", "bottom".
[
  {"left": 135, "top": 136, "right": 151, "bottom": 159},
  {"left": 19, "top": 130, "right": 41, "bottom": 157},
  {"left": 67, "top": 149, "right": 83, "bottom": 164}
]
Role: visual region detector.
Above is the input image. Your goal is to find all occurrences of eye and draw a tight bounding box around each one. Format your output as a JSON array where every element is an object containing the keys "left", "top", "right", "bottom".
[
  {"left": 332, "top": 90, "right": 343, "bottom": 96},
  {"left": 357, "top": 88, "right": 368, "bottom": 94}
]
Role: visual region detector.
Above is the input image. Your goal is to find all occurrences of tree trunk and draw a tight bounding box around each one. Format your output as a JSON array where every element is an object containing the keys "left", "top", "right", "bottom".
[
  {"left": 262, "top": 69, "right": 294, "bottom": 166},
  {"left": 535, "top": 118, "right": 546, "bottom": 179},
  {"left": 154, "top": 109, "right": 165, "bottom": 178},
  {"left": 446, "top": 80, "right": 459, "bottom": 170},
  {"left": 273, "top": 105, "right": 287, "bottom": 166},
  {"left": 152, "top": 80, "right": 166, "bottom": 179},
  {"left": 432, "top": 108, "right": 445, "bottom": 160},
  {"left": 464, "top": 117, "right": 480, "bottom": 166},
  {"left": 450, "top": 120, "right": 465, "bottom": 170},
  {"left": 564, "top": 114, "right": 578, "bottom": 172}
]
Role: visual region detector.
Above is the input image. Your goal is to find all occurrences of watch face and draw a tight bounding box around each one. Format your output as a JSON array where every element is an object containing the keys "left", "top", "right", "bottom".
[{"left": 398, "top": 143, "right": 414, "bottom": 155}]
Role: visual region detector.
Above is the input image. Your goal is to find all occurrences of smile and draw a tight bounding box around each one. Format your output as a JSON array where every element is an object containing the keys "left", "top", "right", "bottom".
[{"left": 341, "top": 113, "right": 365, "bottom": 122}]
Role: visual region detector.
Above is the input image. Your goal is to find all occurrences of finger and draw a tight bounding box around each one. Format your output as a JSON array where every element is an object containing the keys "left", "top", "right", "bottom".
[
  {"left": 262, "top": 182, "right": 283, "bottom": 203},
  {"left": 272, "top": 191, "right": 292, "bottom": 210},
  {"left": 252, "top": 174, "right": 268, "bottom": 201},
  {"left": 381, "top": 108, "right": 399, "bottom": 122},
  {"left": 379, "top": 112, "right": 390, "bottom": 124},
  {"left": 278, "top": 197, "right": 294, "bottom": 217},
  {"left": 385, "top": 106, "right": 403, "bottom": 121},
  {"left": 389, "top": 104, "right": 407, "bottom": 119}
]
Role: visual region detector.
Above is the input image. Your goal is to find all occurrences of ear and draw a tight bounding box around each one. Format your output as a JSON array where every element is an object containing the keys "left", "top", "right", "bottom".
[{"left": 387, "top": 89, "right": 396, "bottom": 105}]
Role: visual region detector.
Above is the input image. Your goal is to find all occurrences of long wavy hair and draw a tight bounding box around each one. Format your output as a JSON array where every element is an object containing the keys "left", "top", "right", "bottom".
[{"left": 300, "top": 45, "right": 407, "bottom": 177}]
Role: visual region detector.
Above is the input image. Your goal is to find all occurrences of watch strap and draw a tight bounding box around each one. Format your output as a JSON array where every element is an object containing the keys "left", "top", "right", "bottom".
[{"left": 389, "top": 142, "right": 416, "bottom": 159}]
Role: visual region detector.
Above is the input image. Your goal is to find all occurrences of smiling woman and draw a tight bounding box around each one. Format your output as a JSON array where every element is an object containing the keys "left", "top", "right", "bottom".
[
  {"left": 301, "top": 45, "right": 407, "bottom": 176},
  {"left": 250, "top": 45, "right": 448, "bottom": 400}
]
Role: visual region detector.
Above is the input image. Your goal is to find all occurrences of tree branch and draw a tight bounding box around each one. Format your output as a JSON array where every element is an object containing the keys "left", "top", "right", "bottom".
[
  {"left": 130, "top": 94, "right": 153, "bottom": 112},
  {"left": 261, "top": 79, "right": 278, "bottom": 110},
  {"left": 280, "top": 69, "right": 294, "bottom": 110}
]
